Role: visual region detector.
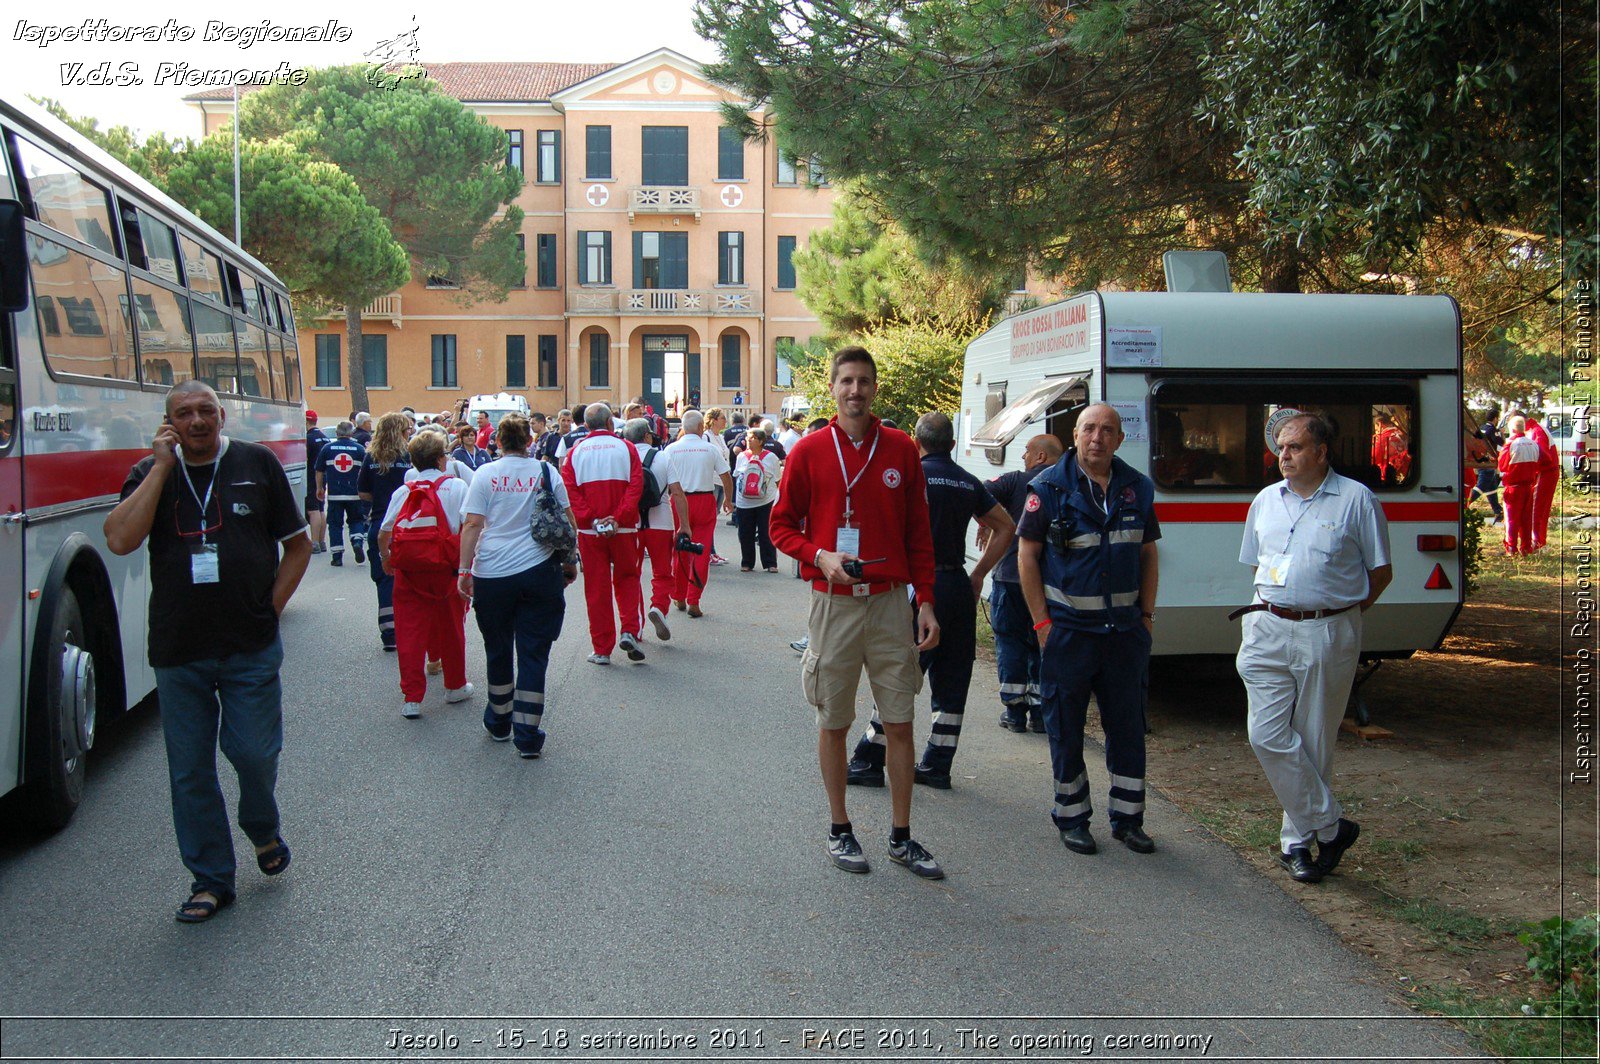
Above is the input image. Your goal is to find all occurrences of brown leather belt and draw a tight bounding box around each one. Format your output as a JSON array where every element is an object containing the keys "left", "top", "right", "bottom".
[{"left": 1228, "top": 603, "right": 1357, "bottom": 622}]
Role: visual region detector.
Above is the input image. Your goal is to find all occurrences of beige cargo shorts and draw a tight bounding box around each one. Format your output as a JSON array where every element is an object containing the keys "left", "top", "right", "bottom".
[{"left": 800, "top": 585, "right": 923, "bottom": 730}]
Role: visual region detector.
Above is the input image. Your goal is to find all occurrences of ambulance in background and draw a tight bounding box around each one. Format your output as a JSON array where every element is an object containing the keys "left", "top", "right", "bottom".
[{"left": 957, "top": 254, "right": 1464, "bottom": 662}]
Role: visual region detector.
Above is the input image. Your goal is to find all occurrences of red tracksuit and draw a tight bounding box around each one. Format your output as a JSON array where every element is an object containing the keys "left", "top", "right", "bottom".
[
  {"left": 1498, "top": 433, "right": 1543, "bottom": 554},
  {"left": 1527, "top": 421, "right": 1560, "bottom": 548},
  {"left": 562, "top": 430, "right": 644, "bottom": 655},
  {"left": 395, "top": 568, "right": 467, "bottom": 701}
]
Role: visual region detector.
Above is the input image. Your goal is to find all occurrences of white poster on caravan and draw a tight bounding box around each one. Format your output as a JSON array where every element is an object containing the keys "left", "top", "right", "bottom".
[{"left": 1106, "top": 326, "right": 1164, "bottom": 368}]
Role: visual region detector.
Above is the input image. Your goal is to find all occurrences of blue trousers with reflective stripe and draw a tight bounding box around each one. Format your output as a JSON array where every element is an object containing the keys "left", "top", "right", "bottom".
[
  {"left": 1040, "top": 624, "right": 1150, "bottom": 830},
  {"left": 991, "top": 579, "right": 1041, "bottom": 712},
  {"left": 326, "top": 499, "right": 366, "bottom": 554},
  {"left": 472, "top": 557, "right": 566, "bottom": 755},
  {"left": 852, "top": 570, "right": 976, "bottom": 772},
  {"left": 367, "top": 543, "right": 395, "bottom": 649}
]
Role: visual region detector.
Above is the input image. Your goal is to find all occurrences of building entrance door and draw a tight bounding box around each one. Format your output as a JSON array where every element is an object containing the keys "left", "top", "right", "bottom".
[{"left": 641, "top": 335, "right": 698, "bottom": 418}]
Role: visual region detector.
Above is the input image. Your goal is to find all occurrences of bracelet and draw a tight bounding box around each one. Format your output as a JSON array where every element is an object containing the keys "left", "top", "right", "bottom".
[
  {"left": 1033, "top": 619, "right": 1053, "bottom": 631},
  {"left": 457, "top": 568, "right": 471, "bottom": 575},
  {"left": 1142, "top": 611, "right": 1156, "bottom": 621}
]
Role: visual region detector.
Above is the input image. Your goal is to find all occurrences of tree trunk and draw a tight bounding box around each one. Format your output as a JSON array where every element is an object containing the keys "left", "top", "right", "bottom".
[
  {"left": 1260, "top": 242, "right": 1303, "bottom": 294},
  {"left": 344, "top": 304, "right": 368, "bottom": 417}
]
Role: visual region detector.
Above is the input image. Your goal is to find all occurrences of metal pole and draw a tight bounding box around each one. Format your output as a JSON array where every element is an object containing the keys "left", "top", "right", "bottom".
[{"left": 232, "top": 86, "right": 242, "bottom": 246}]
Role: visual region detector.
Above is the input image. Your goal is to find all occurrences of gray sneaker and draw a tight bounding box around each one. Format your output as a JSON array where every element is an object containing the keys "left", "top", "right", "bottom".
[
  {"left": 618, "top": 632, "right": 645, "bottom": 662},
  {"left": 827, "top": 831, "right": 870, "bottom": 873},
  {"left": 888, "top": 837, "right": 945, "bottom": 880}
]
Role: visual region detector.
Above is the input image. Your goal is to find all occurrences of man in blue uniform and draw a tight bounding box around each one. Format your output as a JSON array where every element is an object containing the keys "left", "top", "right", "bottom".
[
  {"left": 304, "top": 410, "right": 328, "bottom": 554},
  {"left": 983, "top": 433, "right": 1064, "bottom": 732},
  {"left": 1017, "top": 403, "right": 1161, "bottom": 855},
  {"left": 316, "top": 420, "right": 367, "bottom": 568},
  {"left": 555, "top": 403, "right": 591, "bottom": 463},
  {"left": 846, "top": 413, "right": 1015, "bottom": 789}
]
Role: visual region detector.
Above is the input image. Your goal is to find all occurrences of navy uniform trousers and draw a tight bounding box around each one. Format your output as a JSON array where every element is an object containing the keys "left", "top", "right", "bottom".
[
  {"left": 990, "top": 578, "right": 1042, "bottom": 722},
  {"left": 1041, "top": 624, "right": 1150, "bottom": 830},
  {"left": 852, "top": 569, "right": 977, "bottom": 772}
]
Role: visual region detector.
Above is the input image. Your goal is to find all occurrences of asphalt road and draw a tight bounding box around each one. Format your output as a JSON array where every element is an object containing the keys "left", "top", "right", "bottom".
[{"left": 0, "top": 549, "right": 1480, "bottom": 1061}]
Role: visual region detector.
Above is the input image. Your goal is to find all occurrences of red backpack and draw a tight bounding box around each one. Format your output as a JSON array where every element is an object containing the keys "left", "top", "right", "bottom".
[
  {"left": 387, "top": 479, "right": 458, "bottom": 573},
  {"left": 738, "top": 451, "right": 768, "bottom": 499}
]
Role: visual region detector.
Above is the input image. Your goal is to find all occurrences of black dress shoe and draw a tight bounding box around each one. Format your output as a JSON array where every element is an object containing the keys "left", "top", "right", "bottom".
[
  {"left": 1112, "top": 824, "right": 1156, "bottom": 854},
  {"left": 845, "top": 758, "right": 885, "bottom": 787},
  {"left": 1059, "top": 825, "right": 1098, "bottom": 854},
  {"left": 999, "top": 708, "right": 1027, "bottom": 733},
  {"left": 1279, "top": 846, "right": 1324, "bottom": 883},
  {"left": 913, "top": 763, "right": 951, "bottom": 789},
  {"left": 1028, "top": 709, "right": 1046, "bottom": 734},
  {"left": 1314, "top": 818, "right": 1361, "bottom": 874}
]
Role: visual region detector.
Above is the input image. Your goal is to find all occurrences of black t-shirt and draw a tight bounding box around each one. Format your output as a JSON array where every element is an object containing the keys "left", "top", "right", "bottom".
[
  {"left": 986, "top": 464, "right": 1050, "bottom": 583},
  {"left": 122, "top": 438, "right": 306, "bottom": 668},
  {"left": 921, "top": 454, "right": 997, "bottom": 569}
]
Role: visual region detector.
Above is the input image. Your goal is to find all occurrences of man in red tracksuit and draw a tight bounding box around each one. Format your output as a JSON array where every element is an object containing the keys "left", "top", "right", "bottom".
[
  {"left": 1498, "top": 416, "right": 1546, "bottom": 555},
  {"left": 1525, "top": 411, "right": 1561, "bottom": 549},
  {"left": 770, "top": 345, "right": 944, "bottom": 881},
  {"left": 562, "top": 404, "right": 646, "bottom": 664}
]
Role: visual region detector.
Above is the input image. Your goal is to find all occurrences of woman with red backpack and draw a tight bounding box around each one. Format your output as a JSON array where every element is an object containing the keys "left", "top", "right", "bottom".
[
  {"left": 732, "top": 428, "right": 781, "bottom": 572},
  {"left": 377, "top": 430, "right": 474, "bottom": 718}
]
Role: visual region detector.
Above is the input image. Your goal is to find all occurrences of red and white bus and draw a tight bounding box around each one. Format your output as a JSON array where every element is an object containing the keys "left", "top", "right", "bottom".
[{"left": 0, "top": 94, "right": 306, "bottom": 830}]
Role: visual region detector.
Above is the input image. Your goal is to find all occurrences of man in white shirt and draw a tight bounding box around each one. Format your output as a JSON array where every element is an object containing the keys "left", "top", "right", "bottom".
[
  {"left": 664, "top": 409, "right": 734, "bottom": 616},
  {"left": 623, "top": 418, "right": 691, "bottom": 640},
  {"left": 1234, "top": 412, "right": 1392, "bottom": 884}
]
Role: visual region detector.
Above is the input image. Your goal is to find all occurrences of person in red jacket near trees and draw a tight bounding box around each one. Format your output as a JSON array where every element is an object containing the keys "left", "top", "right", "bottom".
[
  {"left": 1525, "top": 411, "right": 1561, "bottom": 549},
  {"left": 770, "top": 346, "right": 945, "bottom": 881},
  {"left": 1498, "top": 415, "right": 1547, "bottom": 555},
  {"left": 561, "top": 403, "right": 646, "bottom": 664}
]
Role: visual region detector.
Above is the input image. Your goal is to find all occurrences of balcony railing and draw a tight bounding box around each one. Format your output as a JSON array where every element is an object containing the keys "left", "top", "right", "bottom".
[
  {"left": 628, "top": 186, "right": 702, "bottom": 222},
  {"left": 568, "top": 289, "right": 760, "bottom": 316},
  {"left": 318, "top": 293, "right": 404, "bottom": 328}
]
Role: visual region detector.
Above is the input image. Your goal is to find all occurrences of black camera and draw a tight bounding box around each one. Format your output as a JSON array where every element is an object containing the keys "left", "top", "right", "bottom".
[{"left": 675, "top": 532, "right": 705, "bottom": 555}]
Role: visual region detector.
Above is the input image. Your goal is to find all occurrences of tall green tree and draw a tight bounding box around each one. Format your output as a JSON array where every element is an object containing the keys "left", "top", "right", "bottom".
[{"left": 240, "top": 66, "right": 526, "bottom": 412}]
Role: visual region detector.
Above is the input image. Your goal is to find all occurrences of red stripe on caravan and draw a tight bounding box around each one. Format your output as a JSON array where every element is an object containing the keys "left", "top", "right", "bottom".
[
  {"left": 21, "top": 439, "right": 305, "bottom": 510},
  {"left": 1155, "top": 501, "right": 1461, "bottom": 523}
]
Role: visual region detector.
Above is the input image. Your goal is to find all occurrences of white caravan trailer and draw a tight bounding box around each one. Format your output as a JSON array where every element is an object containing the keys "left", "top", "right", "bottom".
[{"left": 958, "top": 290, "right": 1465, "bottom": 665}]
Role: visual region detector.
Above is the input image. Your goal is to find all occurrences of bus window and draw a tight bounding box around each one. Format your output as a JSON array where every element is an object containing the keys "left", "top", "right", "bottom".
[
  {"left": 239, "top": 275, "right": 264, "bottom": 322},
  {"left": 129, "top": 276, "right": 195, "bottom": 385},
  {"left": 0, "top": 130, "right": 13, "bottom": 200},
  {"left": 134, "top": 208, "right": 182, "bottom": 284},
  {"left": 27, "top": 232, "right": 136, "bottom": 382},
  {"left": 1150, "top": 377, "right": 1420, "bottom": 492},
  {"left": 178, "top": 234, "right": 225, "bottom": 303},
  {"left": 13, "top": 136, "right": 116, "bottom": 255},
  {"left": 191, "top": 299, "right": 237, "bottom": 391},
  {"left": 282, "top": 335, "right": 303, "bottom": 403},
  {"left": 234, "top": 319, "right": 270, "bottom": 397}
]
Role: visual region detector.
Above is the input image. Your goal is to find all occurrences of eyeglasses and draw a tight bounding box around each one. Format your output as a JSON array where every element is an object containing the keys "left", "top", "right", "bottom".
[{"left": 175, "top": 493, "right": 223, "bottom": 538}]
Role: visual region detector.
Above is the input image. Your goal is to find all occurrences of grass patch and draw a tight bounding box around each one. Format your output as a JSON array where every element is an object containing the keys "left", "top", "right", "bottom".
[
  {"left": 1384, "top": 895, "right": 1516, "bottom": 951},
  {"left": 1191, "top": 801, "right": 1281, "bottom": 852},
  {"left": 1411, "top": 983, "right": 1597, "bottom": 1060},
  {"left": 1369, "top": 837, "right": 1429, "bottom": 862}
]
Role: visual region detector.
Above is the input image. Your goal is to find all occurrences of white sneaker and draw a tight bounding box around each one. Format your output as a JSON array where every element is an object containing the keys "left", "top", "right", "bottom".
[
  {"left": 402, "top": 702, "right": 422, "bottom": 719},
  {"left": 647, "top": 606, "right": 671, "bottom": 641},
  {"left": 587, "top": 653, "right": 611, "bottom": 665},
  {"left": 445, "top": 682, "right": 474, "bottom": 704},
  {"left": 618, "top": 632, "right": 645, "bottom": 662}
]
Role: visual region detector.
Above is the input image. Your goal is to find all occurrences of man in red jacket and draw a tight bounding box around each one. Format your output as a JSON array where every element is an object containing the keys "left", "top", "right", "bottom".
[
  {"left": 1525, "top": 411, "right": 1560, "bottom": 549},
  {"left": 770, "top": 346, "right": 944, "bottom": 880},
  {"left": 1498, "top": 415, "right": 1546, "bottom": 555},
  {"left": 561, "top": 404, "right": 646, "bottom": 664}
]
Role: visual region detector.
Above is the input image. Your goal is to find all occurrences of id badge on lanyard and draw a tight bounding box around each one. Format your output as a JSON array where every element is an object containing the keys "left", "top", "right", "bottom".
[
  {"left": 831, "top": 425, "right": 879, "bottom": 562},
  {"left": 180, "top": 456, "right": 222, "bottom": 584}
]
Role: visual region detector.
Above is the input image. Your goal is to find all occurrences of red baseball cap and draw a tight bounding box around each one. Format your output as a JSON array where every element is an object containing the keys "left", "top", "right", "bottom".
[{"left": 305, "top": 409, "right": 318, "bottom": 421}]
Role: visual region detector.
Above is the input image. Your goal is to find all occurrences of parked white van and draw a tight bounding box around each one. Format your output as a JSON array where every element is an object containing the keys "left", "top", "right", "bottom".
[
  {"left": 466, "top": 392, "right": 531, "bottom": 428},
  {"left": 957, "top": 289, "right": 1465, "bottom": 663}
]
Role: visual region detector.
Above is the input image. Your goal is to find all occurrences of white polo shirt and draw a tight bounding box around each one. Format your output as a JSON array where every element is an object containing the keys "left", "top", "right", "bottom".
[
  {"left": 664, "top": 434, "right": 730, "bottom": 493},
  {"left": 1239, "top": 470, "right": 1391, "bottom": 610},
  {"left": 633, "top": 440, "right": 680, "bottom": 529}
]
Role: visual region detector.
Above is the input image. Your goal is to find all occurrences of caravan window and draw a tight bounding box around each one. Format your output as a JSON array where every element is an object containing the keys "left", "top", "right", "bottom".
[{"left": 1150, "top": 377, "right": 1419, "bottom": 492}]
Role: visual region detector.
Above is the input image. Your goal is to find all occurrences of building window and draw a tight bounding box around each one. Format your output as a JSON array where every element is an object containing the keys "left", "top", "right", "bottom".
[
  {"left": 535, "top": 130, "right": 560, "bottom": 183},
  {"left": 506, "top": 335, "right": 526, "bottom": 388},
  {"left": 426, "top": 274, "right": 459, "bottom": 289},
  {"left": 775, "top": 336, "right": 796, "bottom": 388},
  {"left": 641, "top": 126, "right": 689, "bottom": 186},
  {"left": 363, "top": 335, "right": 388, "bottom": 387},
  {"left": 777, "top": 236, "right": 797, "bottom": 290},
  {"left": 579, "top": 230, "right": 612, "bottom": 285},
  {"left": 718, "top": 126, "right": 744, "bottom": 181},
  {"left": 807, "top": 154, "right": 829, "bottom": 186},
  {"left": 775, "top": 149, "right": 797, "bottom": 185},
  {"left": 585, "top": 125, "right": 611, "bottom": 179},
  {"left": 515, "top": 234, "right": 526, "bottom": 288},
  {"left": 431, "top": 334, "right": 457, "bottom": 388},
  {"left": 720, "top": 333, "right": 741, "bottom": 390},
  {"left": 589, "top": 331, "right": 609, "bottom": 388},
  {"left": 536, "top": 234, "right": 558, "bottom": 288},
  {"left": 718, "top": 231, "right": 744, "bottom": 286},
  {"left": 507, "top": 129, "right": 524, "bottom": 174},
  {"left": 36, "top": 295, "right": 60, "bottom": 335},
  {"left": 538, "top": 334, "right": 559, "bottom": 388},
  {"left": 315, "top": 334, "right": 340, "bottom": 387},
  {"left": 633, "top": 232, "right": 689, "bottom": 289}
]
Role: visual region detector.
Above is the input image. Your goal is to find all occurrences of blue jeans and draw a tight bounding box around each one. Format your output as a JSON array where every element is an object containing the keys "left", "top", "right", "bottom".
[
  {"left": 154, "top": 636, "right": 285, "bottom": 898},
  {"left": 473, "top": 558, "right": 566, "bottom": 755}
]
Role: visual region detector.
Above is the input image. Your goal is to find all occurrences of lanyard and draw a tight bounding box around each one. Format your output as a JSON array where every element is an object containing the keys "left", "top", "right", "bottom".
[
  {"left": 831, "top": 423, "right": 879, "bottom": 527},
  {"left": 1278, "top": 485, "right": 1323, "bottom": 548},
  {"left": 178, "top": 453, "right": 221, "bottom": 544}
]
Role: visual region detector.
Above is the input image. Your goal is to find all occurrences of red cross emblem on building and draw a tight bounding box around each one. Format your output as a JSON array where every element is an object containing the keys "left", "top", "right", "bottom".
[
  {"left": 587, "top": 184, "right": 609, "bottom": 207},
  {"left": 331, "top": 453, "right": 356, "bottom": 474},
  {"left": 720, "top": 185, "right": 743, "bottom": 207}
]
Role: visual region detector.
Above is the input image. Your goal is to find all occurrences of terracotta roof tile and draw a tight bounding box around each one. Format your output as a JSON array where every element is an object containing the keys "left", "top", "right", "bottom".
[{"left": 183, "top": 61, "right": 617, "bottom": 103}]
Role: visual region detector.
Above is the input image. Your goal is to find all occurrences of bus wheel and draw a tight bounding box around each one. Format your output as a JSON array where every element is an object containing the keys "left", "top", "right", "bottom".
[{"left": 24, "top": 588, "right": 96, "bottom": 832}]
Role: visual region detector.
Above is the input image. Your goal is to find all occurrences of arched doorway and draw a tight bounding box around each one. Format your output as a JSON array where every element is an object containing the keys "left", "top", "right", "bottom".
[{"left": 632, "top": 326, "right": 704, "bottom": 417}]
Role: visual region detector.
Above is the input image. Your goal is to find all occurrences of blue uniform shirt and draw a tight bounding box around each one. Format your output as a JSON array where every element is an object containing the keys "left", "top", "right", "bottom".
[
  {"left": 986, "top": 463, "right": 1050, "bottom": 583},
  {"left": 317, "top": 437, "right": 367, "bottom": 501},
  {"left": 1017, "top": 450, "right": 1160, "bottom": 631},
  {"left": 921, "top": 453, "right": 997, "bottom": 569},
  {"left": 304, "top": 428, "right": 327, "bottom": 495}
]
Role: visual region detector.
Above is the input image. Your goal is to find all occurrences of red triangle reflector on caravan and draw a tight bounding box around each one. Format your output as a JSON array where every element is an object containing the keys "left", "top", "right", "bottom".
[{"left": 1424, "top": 564, "right": 1452, "bottom": 590}]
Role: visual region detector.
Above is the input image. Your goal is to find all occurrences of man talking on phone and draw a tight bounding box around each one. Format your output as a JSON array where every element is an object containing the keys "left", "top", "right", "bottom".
[
  {"left": 770, "top": 346, "right": 943, "bottom": 879},
  {"left": 105, "top": 381, "right": 311, "bottom": 923}
]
